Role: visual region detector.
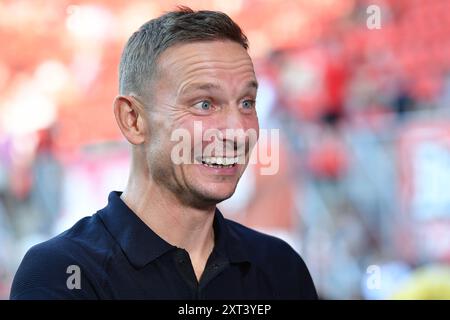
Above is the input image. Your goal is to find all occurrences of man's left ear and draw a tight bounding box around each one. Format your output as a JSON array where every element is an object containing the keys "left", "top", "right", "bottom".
[{"left": 113, "top": 95, "right": 147, "bottom": 145}]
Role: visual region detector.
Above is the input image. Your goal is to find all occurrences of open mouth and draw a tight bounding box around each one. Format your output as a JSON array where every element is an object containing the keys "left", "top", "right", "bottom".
[{"left": 200, "top": 156, "right": 239, "bottom": 168}]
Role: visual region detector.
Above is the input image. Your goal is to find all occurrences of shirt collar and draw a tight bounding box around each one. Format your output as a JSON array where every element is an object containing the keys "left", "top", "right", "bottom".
[
  {"left": 97, "top": 191, "right": 250, "bottom": 269},
  {"left": 213, "top": 207, "right": 250, "bottom": 264}
]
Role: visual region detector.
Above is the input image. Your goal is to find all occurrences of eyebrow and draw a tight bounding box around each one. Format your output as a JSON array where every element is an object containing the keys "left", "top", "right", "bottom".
[
  {"left": 185, "top": 83, "right": 221, "bottom": 92},
  {"left": 245, "top": 80, "right": 259, "bottom": 91},
  {"left": 181, "top": 80, "right": 259, "bottom": 95}
]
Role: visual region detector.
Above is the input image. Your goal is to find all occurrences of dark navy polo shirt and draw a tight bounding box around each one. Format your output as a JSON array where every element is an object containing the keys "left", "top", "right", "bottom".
[{"left": 10, "top": 191, "right": 317, "bottom": 300}]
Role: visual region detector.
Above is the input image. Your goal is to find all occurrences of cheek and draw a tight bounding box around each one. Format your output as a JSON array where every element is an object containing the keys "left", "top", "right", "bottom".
[
  {"left": 164, "top": 118, "right": 199, "bottom": 163},
  {"left": 147, "top": 117, "right": 177, "bottom": 159},
  {"left": 244, "top": 115, "right": 260, "bottom": 139},
  {"left": 244, "top": 116, "right": 259, "bottom": 154},
  {"left": 248, "top": 115, "right": 259, "bottom": 131}
]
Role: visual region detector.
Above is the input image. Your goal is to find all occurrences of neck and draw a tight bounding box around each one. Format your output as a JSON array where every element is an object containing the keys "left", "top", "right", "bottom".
[{"left": 121, "top": 160, "right": 216, "bottom": 279}]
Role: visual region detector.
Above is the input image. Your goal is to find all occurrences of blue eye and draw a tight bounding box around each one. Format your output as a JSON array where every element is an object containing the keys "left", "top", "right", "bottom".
[
  {"left": 194, "top": 100, "right": 212, "bottom": 110},
  {"left": 242, "top": 100, "right": 255, "bottom": 109}
]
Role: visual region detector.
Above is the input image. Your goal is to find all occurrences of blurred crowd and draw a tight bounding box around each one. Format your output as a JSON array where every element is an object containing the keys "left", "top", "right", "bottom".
[{"left": 1, "top": 0, "right": 450, "bottom": 299}]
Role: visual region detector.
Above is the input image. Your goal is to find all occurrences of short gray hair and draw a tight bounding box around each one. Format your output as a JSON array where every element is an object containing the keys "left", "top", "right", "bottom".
[{"left": 118, "top": 6, "right": 249, "bottom": 100}]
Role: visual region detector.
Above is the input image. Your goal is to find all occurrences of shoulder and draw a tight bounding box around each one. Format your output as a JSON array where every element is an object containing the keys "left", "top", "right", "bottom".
[
  {"left": 226, "top": 218, "right": 300, "bottom": 261},
  {"left": 10, "top": 215, "right": 111, "bottom": 299},
  {"left": 225, "top": 219, "right": 318, "bottom": 299}
]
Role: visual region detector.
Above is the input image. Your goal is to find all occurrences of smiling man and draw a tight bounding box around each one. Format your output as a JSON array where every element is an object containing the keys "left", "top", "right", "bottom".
[{"left": 10, "top": 7, "right": 317, "bottom": 300}]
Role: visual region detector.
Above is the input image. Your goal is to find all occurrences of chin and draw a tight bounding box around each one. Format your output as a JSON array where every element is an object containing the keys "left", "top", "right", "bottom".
[
  {"left": 191, "top": 184, "right": 237, "bottom": 206},
  {"left": 203, "top": 189, "right": 236, "bottom": 203}
]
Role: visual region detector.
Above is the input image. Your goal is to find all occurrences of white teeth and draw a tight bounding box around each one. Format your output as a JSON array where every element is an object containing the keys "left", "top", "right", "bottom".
[{"left": 202, "top": 157, "right": 239, "bottom": 166}]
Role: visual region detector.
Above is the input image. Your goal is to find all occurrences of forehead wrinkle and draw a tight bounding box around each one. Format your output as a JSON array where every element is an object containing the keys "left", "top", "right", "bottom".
[
  {"left": 176, "top": 63, "right": 256, "bottom": 95},
  {"left": 160, "top": 43, "right": 252, "bottom": 67},
  {"left": 156, "top": 40, "right": 254, "bottom": 80},
  {"left": 156, "top": 43, "right": 256, "bottom": 100},
  {"left": 179, "top": 82, "right": 222, "bottom": 96},
  {"left": 171, "top": 58, "right": 255, "bottom": 78},
  {"left": 176, "top": 72, "right": 257, "bottom": 99}
]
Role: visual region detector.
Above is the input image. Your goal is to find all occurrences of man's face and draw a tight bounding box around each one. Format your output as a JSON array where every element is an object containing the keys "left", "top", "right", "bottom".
[{"left": 142, "top": 40, "right": 259, "bottom": 208}]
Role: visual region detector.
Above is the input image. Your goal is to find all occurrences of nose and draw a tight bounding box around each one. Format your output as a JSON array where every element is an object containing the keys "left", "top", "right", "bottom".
[
  {"left": 221, "top": 105, "right": 247, "bottom": 132},
  {"left": 216, "top": 104, "right": 259, "bottom": 154}
]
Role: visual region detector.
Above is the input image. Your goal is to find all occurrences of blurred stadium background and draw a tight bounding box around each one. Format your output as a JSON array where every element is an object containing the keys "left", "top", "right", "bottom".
[{"left": 1, "top": 0, "right": 450, "bottom": 299}]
